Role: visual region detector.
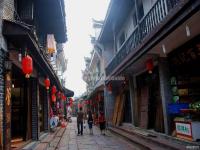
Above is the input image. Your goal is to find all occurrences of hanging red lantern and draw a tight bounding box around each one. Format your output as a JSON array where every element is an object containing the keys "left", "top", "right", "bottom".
[
  {"left": 51, "top": 85, "right": 57, "bottom": 94},
  {"left": 146, "top": 59, "right": 154, "bottom": 74},
  {"left": 78, "top": 103, "right": 82, "bottom": 108},
  {"left": 51, "top": 94, "right": 56, "bottom": 102},
  {"left": 22, "top": 55, "right": 33, "bottom": 78},
  {"left": 57, "top": 91, "right": 61, "bottom": 99},
  {"left": 44, "top": 77, "right": 50, "bottom": 89},
  {"left": 61, "top": 93, "right": 66, "bottom": 101}
]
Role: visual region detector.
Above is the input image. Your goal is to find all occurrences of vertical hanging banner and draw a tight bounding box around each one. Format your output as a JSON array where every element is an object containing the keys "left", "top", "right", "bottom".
[{"left": 47, "top": 34, "right": 56, "bottom": 54}]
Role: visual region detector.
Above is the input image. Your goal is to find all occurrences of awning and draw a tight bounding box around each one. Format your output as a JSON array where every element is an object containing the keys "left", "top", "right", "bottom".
[
  {"left": 2, "top": 20, "right": 63, "bottom": 90},
  {"left": 63, "top": 87, "right": 74, "bottom": 97}
]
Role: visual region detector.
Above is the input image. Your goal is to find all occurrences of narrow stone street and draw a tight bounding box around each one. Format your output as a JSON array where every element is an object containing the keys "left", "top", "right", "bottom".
[{"left": 56, "top": 117, "right": 140, "bottom": 150}]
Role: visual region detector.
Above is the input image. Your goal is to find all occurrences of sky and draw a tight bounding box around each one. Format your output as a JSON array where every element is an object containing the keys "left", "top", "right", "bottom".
[{"left": 63, "top": 0, "right": 110, "bottom": 97}]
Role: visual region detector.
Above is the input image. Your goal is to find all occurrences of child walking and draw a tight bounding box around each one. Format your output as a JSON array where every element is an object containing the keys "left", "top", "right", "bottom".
[{"left": 87, "top": 110, "right": 93, "bottom": 135}]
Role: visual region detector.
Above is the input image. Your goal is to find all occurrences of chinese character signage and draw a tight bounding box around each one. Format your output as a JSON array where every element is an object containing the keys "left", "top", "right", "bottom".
[{"left": 175, "top": 121, "right": 193, "bottom": 141}]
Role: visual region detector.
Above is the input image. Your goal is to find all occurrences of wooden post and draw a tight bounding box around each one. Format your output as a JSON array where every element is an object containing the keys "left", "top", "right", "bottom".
[{"left": 4, "top": 71, "right": 12, "bottom": 150}]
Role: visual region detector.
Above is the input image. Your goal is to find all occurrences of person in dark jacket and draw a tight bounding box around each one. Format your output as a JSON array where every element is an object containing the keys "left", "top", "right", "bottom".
[
  {"left": 77, "top": 107, "right": 84, "bottom": 135},
  {"left": 87, "top": 110, "right": 93, "bottom": 135}
]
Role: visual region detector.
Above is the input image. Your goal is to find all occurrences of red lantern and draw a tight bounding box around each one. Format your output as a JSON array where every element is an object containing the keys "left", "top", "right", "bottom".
[
  {"left": 57, "top": 91, "right": 61, "bottom": 99},
  {"left": 51, "top": 94, "right": 56, "bottom": 102},
  {"left": 146, "top": 59, "right": 154, "bottom": 74},
  {"left": 44, "top": 78, "right": 50, "bottom": 89},
  {"left": 78, "top": 103, "right": 82, "bottom": 108},
  {"left": 22, "top": 55, "right": 33, "bottom": 78},
  {"left": 51, "top": 85, "right": 57, "bottom": 94},
  {"left": 61, "top": 93, "right": 66, "bottom": 101}
]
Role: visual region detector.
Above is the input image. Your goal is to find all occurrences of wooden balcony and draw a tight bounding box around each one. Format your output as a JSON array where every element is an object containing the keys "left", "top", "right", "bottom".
[{"left": 105, "top": 0, "right": 183, "bottom": 76}]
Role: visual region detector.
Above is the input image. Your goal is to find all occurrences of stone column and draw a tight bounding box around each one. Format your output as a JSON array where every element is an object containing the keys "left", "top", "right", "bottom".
[{"left": 158, "top": 57, "right": 172, "bottom": 134}]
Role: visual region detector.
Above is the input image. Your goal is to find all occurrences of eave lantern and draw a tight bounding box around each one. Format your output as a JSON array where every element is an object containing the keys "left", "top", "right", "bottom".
[
  {"left": 57, "top": 91, "right": 61, "bottom": 99},
  {"left": 61, "top": 93, "right": 66, "bottom": 101},
  {"left": 51, "top": 94, "right": 56, "bottom": 102},
  {"left": 22, "top": 55, "right": 33, "bottom": 78},
  {"left": 44, "top": 77, "right": 50, "bottom": 89},
  {"left": 51, "top": 85, "right": 57, "bottom": 94},
  {"left": 146, "top": 59, "right": 154, "bottom": 74}
]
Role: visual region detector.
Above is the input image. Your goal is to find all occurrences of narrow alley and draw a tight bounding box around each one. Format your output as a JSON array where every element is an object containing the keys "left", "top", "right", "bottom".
[{"left": 34, "top": 117, "right": 142, "bottom": 150}]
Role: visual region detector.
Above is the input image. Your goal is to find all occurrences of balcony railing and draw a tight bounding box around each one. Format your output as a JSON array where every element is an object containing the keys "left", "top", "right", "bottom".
[{"left": 105, "top": 0, "right": 181, "bottom": 76}]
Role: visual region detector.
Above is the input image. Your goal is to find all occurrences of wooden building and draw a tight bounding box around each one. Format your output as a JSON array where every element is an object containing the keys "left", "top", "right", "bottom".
[
  {"left": 0, "top": 0, "right": 71, "bottom": 149},
  {"left": 98, "top": 0, "right": 200, "bottom": 143}
]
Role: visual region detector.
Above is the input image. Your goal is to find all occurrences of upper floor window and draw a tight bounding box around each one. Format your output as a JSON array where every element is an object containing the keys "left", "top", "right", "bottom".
[
  {"left": 15, "top": 0, "right": 34, "bottom": 21},
  {"left": 138, "top": 0, "right": 157, "bottom": 20}
]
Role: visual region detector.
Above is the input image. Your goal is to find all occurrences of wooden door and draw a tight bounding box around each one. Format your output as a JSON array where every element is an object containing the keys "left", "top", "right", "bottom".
[{"left": 139, "top": 86, "right": 149, "bottom": 129}]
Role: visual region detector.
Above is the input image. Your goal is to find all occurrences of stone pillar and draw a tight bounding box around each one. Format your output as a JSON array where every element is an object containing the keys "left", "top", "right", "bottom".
[
  {"left": 44, "top": 90, "right": 49, "bottom": 131},
  {"left": 31, "top": 78, "right": 39, "bottom": 140},
  {"left": 158, "top": 58, "right": 172, "bottom": 135}
]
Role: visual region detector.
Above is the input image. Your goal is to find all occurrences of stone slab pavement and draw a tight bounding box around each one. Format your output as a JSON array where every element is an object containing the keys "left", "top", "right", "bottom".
[{"left": 56, "top": 117, "right": 141, "bottom": 150}]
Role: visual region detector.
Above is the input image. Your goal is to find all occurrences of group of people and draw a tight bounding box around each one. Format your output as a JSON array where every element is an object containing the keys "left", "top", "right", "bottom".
[{"left": 76, "top": 107, "right": 106, "bottom": 135}]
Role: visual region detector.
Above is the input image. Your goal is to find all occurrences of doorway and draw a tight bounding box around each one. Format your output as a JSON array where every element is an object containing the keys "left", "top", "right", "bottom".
[
  {"left": 136, "top": 68, "right": 164, "bottom": 132},
  {"left": 123, "top": 90, "right": 132, "bottom": 123},
  {"left": 11, "top": 66, "right": 31, "bottom": 149}
]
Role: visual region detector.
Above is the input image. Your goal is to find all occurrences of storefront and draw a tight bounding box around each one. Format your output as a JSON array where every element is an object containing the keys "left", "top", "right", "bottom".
[
  {"left": 168, "top": 37, "right": 200, "bottom": 141},
  {"left": 11, "top": 65, "right": 32, "bottom": 149},
  {"left": 135, "top": 67, "right": 164, "bottom": 133}
]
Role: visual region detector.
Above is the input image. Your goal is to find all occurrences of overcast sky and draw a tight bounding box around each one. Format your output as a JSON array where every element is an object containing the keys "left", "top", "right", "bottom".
[{"left": 63, "top": 0, "right": 110, "bottom": 97}]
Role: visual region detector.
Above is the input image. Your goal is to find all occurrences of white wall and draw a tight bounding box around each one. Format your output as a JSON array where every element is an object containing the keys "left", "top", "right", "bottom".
[
  {"left": 103, "top": 43, "right": 114, "bottom": 67},
  {"left": 142, "top": 0, "right": 157, "bottom": 15},
  {"left": 116, "top": 8, "right": 137, "bottom": 51}
]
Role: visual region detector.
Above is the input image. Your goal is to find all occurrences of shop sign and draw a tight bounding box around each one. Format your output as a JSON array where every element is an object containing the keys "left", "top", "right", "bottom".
[{"left": 175, "top": 121, "right": 193, "bottom": 140}]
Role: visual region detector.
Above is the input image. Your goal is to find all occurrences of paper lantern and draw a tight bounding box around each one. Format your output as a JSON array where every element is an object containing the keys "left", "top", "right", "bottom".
[
  {"left": 57, "top": 91, "right": 61, "bottom": 99},
  {"left": 44, "top": 78, "right": 50, "bottom": 89},
  {"left": 146, "top": 59, "right": 153, "bottom": 74},
  {"left": 22, "top": 55, "right": 33, "bottom": 78},
  {"left": 61, "top": 93, "right": 66, "bottom": 101},
  {"left": 51, "top": 94, "right": 56, "bottom": 102},
  {"left": 51, "top": 85, "right": 57, "bottom": 94}
]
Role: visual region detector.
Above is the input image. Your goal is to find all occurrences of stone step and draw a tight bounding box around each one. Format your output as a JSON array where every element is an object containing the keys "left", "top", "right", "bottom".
[
  {"left": 109, "top": 127, "right": 182, "bottom": 150},
  {"left": 34, "top": 143, "right": 49, "bottom": 150}
]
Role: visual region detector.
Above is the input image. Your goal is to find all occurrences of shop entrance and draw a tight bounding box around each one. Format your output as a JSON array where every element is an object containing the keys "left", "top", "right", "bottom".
[
  {"left": 137, "top": 68, "right": 164, "bottom": 132},
  {"left": 123, "top": 90, "right": 132, "bottom": 123},
  {"left": 11, "top": 66, "right": 31, "bottom": 149}
]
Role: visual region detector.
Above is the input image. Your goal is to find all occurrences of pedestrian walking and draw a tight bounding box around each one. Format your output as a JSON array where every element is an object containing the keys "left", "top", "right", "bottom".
[
  {"left": 99, "top": 111, "right": 106, "bottom": 135},
  {"left": 77, "top": 107, "right": 84, "bottom": 135},
  {"left": 87, "top": 110, "right": 93, "bottom": 135}
]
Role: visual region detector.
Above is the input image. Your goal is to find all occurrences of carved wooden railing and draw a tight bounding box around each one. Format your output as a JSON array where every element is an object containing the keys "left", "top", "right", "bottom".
[{"left": 106, "top": 0, "right": 181, "bottom": 76}]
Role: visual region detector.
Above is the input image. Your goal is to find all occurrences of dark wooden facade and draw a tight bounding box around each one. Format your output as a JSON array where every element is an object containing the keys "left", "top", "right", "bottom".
[{"left": 0, "top": 0, "right": 68, "bottom": 149}]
